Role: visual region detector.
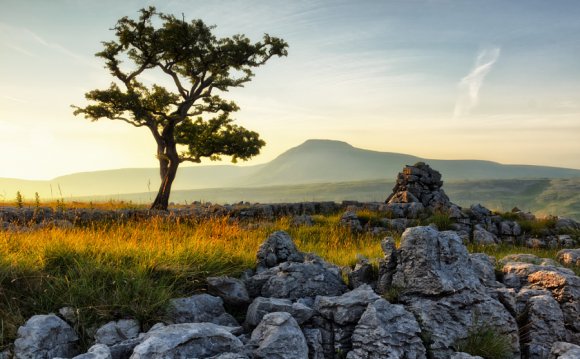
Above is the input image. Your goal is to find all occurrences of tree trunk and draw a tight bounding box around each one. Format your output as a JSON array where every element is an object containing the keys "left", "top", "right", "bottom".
[
  {"left": 150, "top": 162, "right": 178, "bottom": 210},
  {"left": 151, "top": 139, "right": 179, "bottom": 211}
]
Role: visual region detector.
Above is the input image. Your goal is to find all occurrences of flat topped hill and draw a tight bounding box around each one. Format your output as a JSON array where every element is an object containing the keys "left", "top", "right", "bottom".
[{"left": 2, "top": 139, "right": 579, "bottom": 198}]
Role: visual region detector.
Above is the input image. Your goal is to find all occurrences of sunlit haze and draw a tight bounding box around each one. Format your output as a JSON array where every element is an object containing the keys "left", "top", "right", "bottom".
[{"left": 1, "top": 0, "right": 579, "bottom": 180}]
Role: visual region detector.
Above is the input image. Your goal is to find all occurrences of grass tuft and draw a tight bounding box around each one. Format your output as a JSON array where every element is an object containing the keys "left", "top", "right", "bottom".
[{"left": 454, "top": 325, "right": 513, "bottom": 359}]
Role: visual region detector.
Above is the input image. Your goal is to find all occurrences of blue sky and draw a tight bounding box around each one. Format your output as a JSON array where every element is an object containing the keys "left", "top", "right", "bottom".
[{"left": 1, "top": 0, "right": 579, "bottom": 179}]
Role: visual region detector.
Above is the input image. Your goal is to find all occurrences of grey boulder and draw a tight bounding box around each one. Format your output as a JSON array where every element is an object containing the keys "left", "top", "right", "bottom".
[
  {"left": 346, "top": 299, "right": 426, "bottom": 359},
  {"left": 207, "top": 276, "right": 251, "bottom": 306},
  {"left": 69, "top": 344, "right": 112, "bottom": 359},
  {"left": 14, "top": 314, "right": 79, "bottom": 359},
  {"left": 521, "top": 294, "right": 567, "bottom": 359},
  {"left": 473, "top": 225, "right": 498, "bottom": 245},
  {"left": 392, "top": 227, "right": 481, "bottom": 296},
  {"left": 245, "top": 296, "right": 314, "bottom": 327},
  {"left": 95, "top": 319, "right": 140, "bottom": 346},
  {"left": 557, "top": 248, "right": 580, "bottom": 267},
  {"left": 256, "top": 231, "right": 304, "bottom": 271},
  {"left": 314, "top": 284, "right": 380, "bottom": 326},
  {"left": 550, "top": 342, "right": 580, "bottom": 358},
  {"left": 166, "top": 293, "right": 239, "bottom": 326},
  {"left": 130, "top": 323, "right": 243, "bottom": 359},
  {"left": 250, "top": 312, "right": 308, "bottom": 359},
  {"left": 250, "top": 254, "right": 347, "bottom": 300}
]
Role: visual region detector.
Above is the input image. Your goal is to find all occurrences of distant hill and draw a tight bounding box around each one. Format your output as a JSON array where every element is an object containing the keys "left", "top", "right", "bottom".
[
  {"left": 242, "top": 139, "right": 580, "bottom": 185},
  {"left": 1, "top": 139, "right": 579, "bottom": 200}
]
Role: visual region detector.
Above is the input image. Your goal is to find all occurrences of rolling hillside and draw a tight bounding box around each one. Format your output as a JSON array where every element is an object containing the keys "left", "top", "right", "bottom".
[{"left": 1, "top": 139, "right": 579, "bottom": 200}]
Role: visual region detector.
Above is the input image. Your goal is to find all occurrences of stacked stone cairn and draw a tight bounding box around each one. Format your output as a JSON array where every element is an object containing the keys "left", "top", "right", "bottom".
[{"left": 385, "top": 161, "right": 463, "bottom": 218}]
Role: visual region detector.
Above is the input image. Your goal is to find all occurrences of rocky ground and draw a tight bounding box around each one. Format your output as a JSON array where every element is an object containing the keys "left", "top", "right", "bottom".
[
  {"left": 3, "top": 228, "right": 579, "bottom": 359},
  {"left": 1, "top": 163, "right": 579, "bottom": 358}
]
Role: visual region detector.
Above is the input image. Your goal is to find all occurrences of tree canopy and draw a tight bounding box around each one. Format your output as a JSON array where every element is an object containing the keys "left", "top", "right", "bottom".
[{"left": 73, "top": 7, "right": 288, "bottom": 209}]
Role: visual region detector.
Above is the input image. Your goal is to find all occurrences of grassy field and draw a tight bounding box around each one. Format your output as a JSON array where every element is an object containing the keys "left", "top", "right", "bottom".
[{"left": 0, "top": 209, "right": 577, "bottom": 350}]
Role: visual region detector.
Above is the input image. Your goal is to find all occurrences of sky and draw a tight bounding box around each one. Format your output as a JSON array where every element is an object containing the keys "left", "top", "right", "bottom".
[{"left": 1, "top": 0, "right": 580, "bottom": 180}]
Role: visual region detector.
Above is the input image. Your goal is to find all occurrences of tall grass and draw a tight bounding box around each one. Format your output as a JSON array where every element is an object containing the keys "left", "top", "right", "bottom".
[
  {"left": 0, "top": 214, "right": 383, "bottom": 348},
  {"left": 0, "top": 209, "right": 575, "bottom": 350}
]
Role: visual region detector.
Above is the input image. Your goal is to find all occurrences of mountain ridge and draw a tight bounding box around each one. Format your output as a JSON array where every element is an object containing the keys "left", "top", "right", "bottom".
[{"left": 1, "top": 139, "right": 579, "bottom": 199}]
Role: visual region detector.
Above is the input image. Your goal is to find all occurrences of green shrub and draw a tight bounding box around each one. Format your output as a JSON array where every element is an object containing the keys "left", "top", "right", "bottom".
[
  {"left": 15, "top": 191, "right": 23, "bottom": 208},
  {"left": 382, "top": 285, "right": 404, "bottom": 304},
  {"left": 517, "top": 216, "right": 557, "bottom": 236},
  {"left": 425, "top": 210, "right": 454, "bottom": 231},
  {"left": 455, "top": 325, "right": 513, "bottom": 359}
]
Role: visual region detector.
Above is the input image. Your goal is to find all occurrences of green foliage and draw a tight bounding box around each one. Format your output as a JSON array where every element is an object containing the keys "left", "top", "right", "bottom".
[
  {"left": 517, "top": 216, "right": 557, "bottom": 237},
  {"left": 425, "top": 210, "right": 454, "bottom": 231},
  {"left": 356, "top": 209, "right": 384, "bottom": 227},
  {"left": 15, "top": 191, "right": 23, "bottom": 208},
  {"left": 34, "top": 192, "right": 40, "bottom": 208},
  {"left": 382, "top": 285, "right": 404, "bottom": 304},
  {"left": 454, "top": 325, "right": 513, "bottom": 359},
  {"left": 72, "top": 6, "right": 288, "bottom": 209}
]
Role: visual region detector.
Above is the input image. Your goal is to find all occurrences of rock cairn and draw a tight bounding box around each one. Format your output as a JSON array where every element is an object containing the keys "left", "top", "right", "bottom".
[{"left": 386, "top": 162, "right": 455, "bottom": 212}]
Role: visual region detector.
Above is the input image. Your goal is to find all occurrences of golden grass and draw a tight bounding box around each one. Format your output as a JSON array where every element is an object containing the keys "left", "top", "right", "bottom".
[
  {"left": 0, "top": 214, "right": 384, "bottom": 348},
  {"left": 0, "top": 208, "right": 576, "bottom": 350}
]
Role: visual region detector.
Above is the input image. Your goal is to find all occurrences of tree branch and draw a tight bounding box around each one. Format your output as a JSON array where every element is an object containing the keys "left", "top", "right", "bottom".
[
  {"left": 160, "top": 63, "right": 189, "bottom": 98},
  {"left": 112, "top": 116, "right": 147, "bottom": 127},
  {"left": 178, "top": 155, "right": 201, "bottom": 163}
]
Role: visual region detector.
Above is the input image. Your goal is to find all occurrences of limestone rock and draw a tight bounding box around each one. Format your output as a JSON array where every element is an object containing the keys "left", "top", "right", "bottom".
[
  {"left": 500, "top": 220, "right": 522, "bottom": 237},
  {"left": 377, "top": 236, "right": 398, "bottom": 293},
  {"left": 347, "top": 256, "right": 375, "bottom": 289},
  {"left": 14, "top": 314, "right": 80, "bottom": 359},
  {"left": 58, "top": 306, "right": 78, "bottom": 325},
  {"left": 291, "top": 214, "right": 314, "bottom": 227},
  {"left": 339, "top": 211, "right": 363, "bottom": 233},
  {"left": 386, "top": 162, "right": 455, "bottom": 213},
  {"left": 207, "top": 276, "right": 251, "bottom": 306},
  {"left": 556, "top": 217, "right": 580, "bottom": 231},
  {"left": 314, "top": 284, "right": 380, "bottom": 326},
  {"left": 470, "top": 253, "right": 499, "bottom": 287},
  {"left": 303, "top": 328, "right": 325, "bottom": 359},
  {"left": 256, "top": 231, "right": 304, "bottom": 271},
  {"left": 472, "top": 225, "right": 498, "bottom": 245},
  {"left": 70, "top": 344, "right": 112, "bottom": 359},
  {"left": 392, "top": 227, "right": 481, "bottom": 296},
  {"left": 469, "top": 203, "right": 492, "bottom": 220},
  {"left": 557, "top": 248, "right": 580, "bottom": 267},
  {"left": 346, "top": 299, "right": 426, "bottom": 359},
  {"left": 391, "top": 227, "right": 519, "bottom": 358},
  {"left": 245, "top": 297, "right": 314, "bottom": 327},
  {"left": 95, "top": 319, "right": 140, "bottom": 346},
  {"left": 166, "top": 294, "right": 239, "bottom": 326},
  {"left": 108, "top": 338, "right": 142, "bottom": 359},
  {"left": 250, "top": 254, "right": 347, "bottom": 300},
  {"left": 503, "top": 262, "right": 580, "bottom": 343},
  {"left": 521, "top": 294, "right": 567, "bottom": 358},
  {"left": 450, "top": 354, "right": 483, "bottom": 359},
  {"left": 550, "top": 342, "right": 580, "bottom": 358},
  {"left": 250, "top": 312, "right": 308, "bottom": 359},
  {"left": 207, "top": 353, "right": 249, "bottom": 359},
  {"left": 405, "top": 291, "right": 520, "bottom": 359},
  {"left": 130, "top": 323, "right": 243, "bottom": 358}
]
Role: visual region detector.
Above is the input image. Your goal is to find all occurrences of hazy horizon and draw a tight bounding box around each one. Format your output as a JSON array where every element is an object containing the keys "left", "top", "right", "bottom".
[{"left": 2, "top": 0, "right": 580, "bottom": 180}]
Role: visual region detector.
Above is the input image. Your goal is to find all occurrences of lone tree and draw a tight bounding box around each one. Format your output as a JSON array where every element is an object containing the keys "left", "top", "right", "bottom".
[{"left": 73, "top": 7, "right": 288, "bottom": 210}]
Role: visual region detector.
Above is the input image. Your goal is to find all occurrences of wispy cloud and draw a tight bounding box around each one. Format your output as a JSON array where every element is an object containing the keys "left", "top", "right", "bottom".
[
  {"left": 0, "top": 94, "right": 27, "bottom": 103},
  {"left": 0, "top": 22, "right": 100, "bottom": 69},
  {"left": 454, "top": 47, "right": 500, "bottom": 118}
]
